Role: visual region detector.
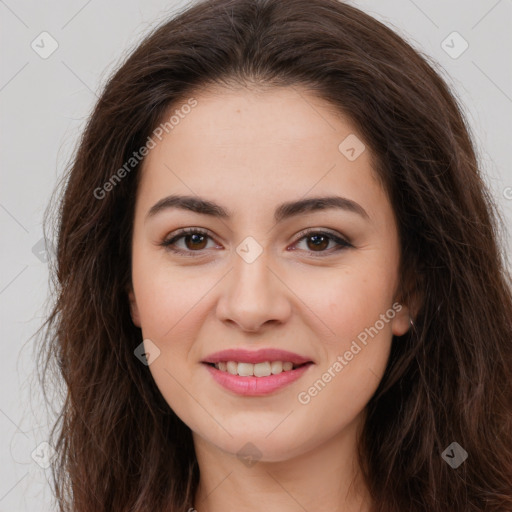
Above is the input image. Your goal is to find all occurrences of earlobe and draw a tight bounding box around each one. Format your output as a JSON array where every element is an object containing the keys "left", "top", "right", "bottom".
[
  {"left": 391, "top": 303, "right": 412, "bottom": 336},
  {"left": 392, "top": 273, "right": 423, "bottom": 336},
  {"left": 127, "top": 288, "right": 141, "bottom": 327}
]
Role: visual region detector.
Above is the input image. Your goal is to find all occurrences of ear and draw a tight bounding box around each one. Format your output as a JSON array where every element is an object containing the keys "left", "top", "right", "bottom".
[
  {"left": 391, "top": 272, "right": 424, "bottom": 337},
  {"left": 390, "top": 301, "right": 412, "bottom": 336},
  {"left": 127, "top": 286, "right": 141, "bottom": 327}
]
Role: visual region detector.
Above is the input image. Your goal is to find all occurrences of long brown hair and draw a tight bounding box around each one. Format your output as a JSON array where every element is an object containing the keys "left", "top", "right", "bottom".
[{"left": 37, "top": 0, "right": 512, "bottom": 510}]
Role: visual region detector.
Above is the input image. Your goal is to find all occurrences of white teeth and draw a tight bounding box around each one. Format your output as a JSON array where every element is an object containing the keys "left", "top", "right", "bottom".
[
  {"left": 254, "top": 362, "right": 271, "bottom": 377},
  {"left": 226, "top": 361, "right": 238, "bottom": 375},
  {"left": 237, "top": 362, "right": 253, "bottom": 377},
  {"left": 213, "top": 360, "right": 299, "bottom": 377},
  {"left": 270, "top": 361, "right": 283, "bottom": 374}
]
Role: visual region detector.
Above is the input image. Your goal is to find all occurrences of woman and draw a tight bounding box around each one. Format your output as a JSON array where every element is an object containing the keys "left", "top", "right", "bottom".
[{"left": 38, "top": 0, "right": 512, "bottom": 510}]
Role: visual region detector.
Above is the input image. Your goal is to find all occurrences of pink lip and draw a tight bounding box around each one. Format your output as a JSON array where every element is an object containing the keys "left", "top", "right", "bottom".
[
  {"left": 203, "top": 362, "right": 313, "bottom": 396},
  {"left": 202, "top": 348, "right": 313, "bottom": 365}
]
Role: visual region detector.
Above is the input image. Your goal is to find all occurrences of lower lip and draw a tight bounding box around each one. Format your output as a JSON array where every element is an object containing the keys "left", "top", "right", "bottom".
[{"left": 203, "top": 363, "right": 313, "bottom": 396}]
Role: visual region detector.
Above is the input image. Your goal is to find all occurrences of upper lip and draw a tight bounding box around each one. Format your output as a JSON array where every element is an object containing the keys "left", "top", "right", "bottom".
[{"left": 202, "top": 348, "right": 314, "bottom": 365}]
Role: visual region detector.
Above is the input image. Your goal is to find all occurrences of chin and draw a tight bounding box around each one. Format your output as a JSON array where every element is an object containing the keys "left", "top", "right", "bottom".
[{"left": 194, "top": 421, "right": 315, "bottom": 463}]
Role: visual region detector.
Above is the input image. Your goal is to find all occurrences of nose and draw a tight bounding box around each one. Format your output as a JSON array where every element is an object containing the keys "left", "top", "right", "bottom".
[{"left": 216, "top": 246, "right": 292, "bottom": 333}]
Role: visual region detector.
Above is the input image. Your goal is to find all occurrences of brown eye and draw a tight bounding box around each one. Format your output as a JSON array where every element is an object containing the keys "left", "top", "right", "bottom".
[
  {"left": 182, "top": 233, "right": 208, "bottom": 250},
  {"left": 292, "top": 230, "right": 352, "bottom": 256},
  {"left": 160, "top": 228, "right": 217, "bottom": 256},
  {"left": 305, "top": 234, "right": 330, "bottom": 251},
  {"left": 161, "top": 228, "right": 352, "bottom": 258}
]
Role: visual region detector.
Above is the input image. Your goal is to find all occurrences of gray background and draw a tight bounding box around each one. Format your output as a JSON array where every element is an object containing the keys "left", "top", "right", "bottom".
[{"left": 1, "top": 0, "right": 511, "bottom": 510}]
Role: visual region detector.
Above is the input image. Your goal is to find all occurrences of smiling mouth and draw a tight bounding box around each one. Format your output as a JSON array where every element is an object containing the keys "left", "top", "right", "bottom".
[{"left": 203, "top": 360, "right": 312, "bottom": 377}]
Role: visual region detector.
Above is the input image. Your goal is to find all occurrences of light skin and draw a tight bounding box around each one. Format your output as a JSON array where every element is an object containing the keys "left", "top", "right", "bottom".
[{"left": 128, "top": 85, "right": 412, "bottom": 511}]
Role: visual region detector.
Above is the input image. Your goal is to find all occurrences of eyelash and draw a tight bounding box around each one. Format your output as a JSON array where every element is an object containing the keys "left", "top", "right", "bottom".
[{"left": 159, "top": 227, "right": 353, "bottom": 257}]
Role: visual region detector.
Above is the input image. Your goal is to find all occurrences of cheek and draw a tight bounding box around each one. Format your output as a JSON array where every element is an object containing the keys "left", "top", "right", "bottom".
[
  {"left": 131, "top": 267, "right": 212, "bottom": 431},
  {"left": 289, "top": 262, "right": 396, "bottom": 408},
  {"left": 292, "top": 260, "right": 398, "bottom": 345},
  {"left": 131, "top": 248, "right": 212, "bottom": 340},
  {"left": 130, "top": 255, "right": 217, "bottom": 401},
  {"left": 292, "top": 276, "right": 395, "bottom": 434}
]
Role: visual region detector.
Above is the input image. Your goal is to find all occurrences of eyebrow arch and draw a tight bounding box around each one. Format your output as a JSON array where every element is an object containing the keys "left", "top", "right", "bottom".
[{"left": 145, "top": 194, "right": 370, "bottom": 223}]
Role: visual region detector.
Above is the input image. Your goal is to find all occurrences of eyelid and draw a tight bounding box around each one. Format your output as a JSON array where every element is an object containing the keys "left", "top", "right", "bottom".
[
  {"left": 160, "top": 227, "right": 219, "bottom": 257},
  {"left": 160, "top": 226, "right": 353, "bottom": 257},
  {"left": 292, "top": 227, "right": 352, "bottom": 248}
]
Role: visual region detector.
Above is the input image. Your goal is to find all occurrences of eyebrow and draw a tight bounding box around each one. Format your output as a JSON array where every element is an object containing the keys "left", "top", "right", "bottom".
[{"left": 145, "top": 194, "right": 370, "bottom": 223}]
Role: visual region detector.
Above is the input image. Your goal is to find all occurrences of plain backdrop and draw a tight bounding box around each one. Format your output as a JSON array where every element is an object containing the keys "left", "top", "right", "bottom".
[{"left": 1, "top": 0, "right": 511, "bottom": 510}]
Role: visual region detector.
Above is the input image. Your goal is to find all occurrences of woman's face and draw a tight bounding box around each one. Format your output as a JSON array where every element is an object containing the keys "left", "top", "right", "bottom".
[{"left": 128, "top": 86, "right": 411, "bottom": 462}]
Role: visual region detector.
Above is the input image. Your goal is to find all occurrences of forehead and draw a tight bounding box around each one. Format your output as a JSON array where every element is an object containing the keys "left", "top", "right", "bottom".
[
  {"left": 146, "top": 85, "right": 359, "bottom": 165},
  {"left": 136, "top": 86, "right": 387, "bottom": 223}
]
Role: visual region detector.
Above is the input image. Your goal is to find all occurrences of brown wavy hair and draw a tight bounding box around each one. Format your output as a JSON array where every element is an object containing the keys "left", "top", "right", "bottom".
[{"left": 37, "top": 0, "right": 512, "bottom": 510}]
